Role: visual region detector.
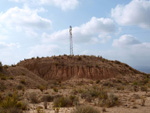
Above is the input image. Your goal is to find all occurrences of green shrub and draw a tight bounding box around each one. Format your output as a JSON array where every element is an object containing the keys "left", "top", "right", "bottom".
[
  {"left": 72, "top": 105, "right": 100, "bottom": 113},
  {"left": 53, "top": 96, "right": 73, "bottom": 107}
]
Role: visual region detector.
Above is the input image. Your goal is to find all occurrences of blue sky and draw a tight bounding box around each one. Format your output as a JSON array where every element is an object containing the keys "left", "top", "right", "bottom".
[{"left": 0, "top": 0, "right": 150, "bottom": 73}]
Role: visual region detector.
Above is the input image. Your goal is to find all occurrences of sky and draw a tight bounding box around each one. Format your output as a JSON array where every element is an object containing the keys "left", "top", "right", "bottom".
[{"left": 0, "top": 0, "right": 150, "bottom": 73}]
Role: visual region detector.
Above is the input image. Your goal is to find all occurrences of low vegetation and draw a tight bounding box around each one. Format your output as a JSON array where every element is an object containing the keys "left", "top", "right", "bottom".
[{"left": 72, "top": 105, "right": 100, "bottom": 113}]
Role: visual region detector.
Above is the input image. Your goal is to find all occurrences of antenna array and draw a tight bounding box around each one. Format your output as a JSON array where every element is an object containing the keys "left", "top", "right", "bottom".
[{"left": 69, "top": 26, "right": 73, "bottom": 55}]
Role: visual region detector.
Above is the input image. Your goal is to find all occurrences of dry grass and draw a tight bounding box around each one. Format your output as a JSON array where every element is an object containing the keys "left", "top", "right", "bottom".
[{"left": 72, "top": 105, "right": 100, "bottom": 113}]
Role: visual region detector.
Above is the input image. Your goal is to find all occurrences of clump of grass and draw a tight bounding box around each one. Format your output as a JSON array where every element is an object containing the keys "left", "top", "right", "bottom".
[
  {"left": 72, "top": 105, "right": 100, "bottom": 113},
  {"left": 53, "top": 96, "right": 73, "bottom": 107}
]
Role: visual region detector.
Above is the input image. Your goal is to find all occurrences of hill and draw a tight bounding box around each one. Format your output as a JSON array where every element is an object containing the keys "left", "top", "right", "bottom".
[
  {"left": 0, "top": 55, "right": 150, "bottom": 113},
  {"left": 17, "top": 55, "right": 143, "bottom": 81}
]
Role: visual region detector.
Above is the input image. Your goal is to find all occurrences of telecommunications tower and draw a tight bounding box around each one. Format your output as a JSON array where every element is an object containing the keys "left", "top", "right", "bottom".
[{"left": 69, "top": 26, "right": 73, "bottom": 55}]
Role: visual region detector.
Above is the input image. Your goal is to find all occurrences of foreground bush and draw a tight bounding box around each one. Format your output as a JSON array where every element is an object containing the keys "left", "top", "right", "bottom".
[
  {"left": 0, "top": 92, "right": 27, "bottom": 113},
  {"left": 72, "top": 105, "right": 100, "bottom": 113}
]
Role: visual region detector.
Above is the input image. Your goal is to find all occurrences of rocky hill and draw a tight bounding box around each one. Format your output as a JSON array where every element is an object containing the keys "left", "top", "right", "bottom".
[{"left": 17, "top": 55, "right": 143, "bottom": 81}]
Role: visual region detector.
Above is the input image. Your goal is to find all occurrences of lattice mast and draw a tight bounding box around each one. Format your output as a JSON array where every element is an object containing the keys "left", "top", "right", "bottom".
[{"left": 69, "top": 26, "right": 73, "bottom": 55}]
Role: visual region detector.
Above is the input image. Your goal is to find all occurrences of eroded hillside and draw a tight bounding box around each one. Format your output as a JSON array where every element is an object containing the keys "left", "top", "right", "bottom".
[{"left": 18, "top": 55, "right": 142, "bottom": 81}]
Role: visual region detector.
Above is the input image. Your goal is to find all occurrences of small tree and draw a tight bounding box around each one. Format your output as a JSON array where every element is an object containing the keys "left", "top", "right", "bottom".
[{"left": 0, "top": 61, "right": 3, "bottom": 71}]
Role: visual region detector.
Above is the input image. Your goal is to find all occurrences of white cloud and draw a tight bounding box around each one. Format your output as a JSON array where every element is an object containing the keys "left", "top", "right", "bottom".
[
  {"left": 10, "top": 0, "right": 79, "bottom": 11},
  {"left": 111, "top": 0, "right": 150, "bottom": 29},
  {"left": 0, "top": 35, "right": 8, "bottom": 40},
  {"left": 29, "top": 45, "right": 60, "bottom": 57},
  {"left": 101, "top": 34, "right": 150, "bottom": 68},
  {"left": 112, "top": 35, "right": 140, "bottom": 47},
  {"left": 42, "top": 17, "right": 116, "bottom": 44},
  {"left": 0, "top": 6, "right": 52, "bottom": 35},
  {"left": 0, "top": 42, "right": 19, "bottom": 49}
]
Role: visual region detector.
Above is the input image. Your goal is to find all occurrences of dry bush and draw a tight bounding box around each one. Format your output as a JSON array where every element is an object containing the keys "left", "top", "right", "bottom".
[
  {"left": 29, "top": 92, "right": 39, "bottom": 103},
  {"left": 17, "top": 85, "right": 24, "bottom": 90},
  {"left": 41, "top": 94, "right": 53, "bottom": 102},
  {"left": 38, "top": 85, "right": 47, "bottom": 92},
  {"left": 1, "top": 76, "right": 7, "bottom": 80},
  {"left": 141, "top": 86, "right": 148, "bottom": 92},
  {"left": 72, "top": 105, "right": 100, "bottom": 113},
  {"left": 53, "top": 96, "right": 73, "bottom": 107},
  {"left": 99, "top": 93, "right": 119, "bottom": 107},
  {"left": 53, "top": 87, "right": 58, "bottom": 92},
  {"left": 81, "top": 86, "right": 104, "bottom": 102}
]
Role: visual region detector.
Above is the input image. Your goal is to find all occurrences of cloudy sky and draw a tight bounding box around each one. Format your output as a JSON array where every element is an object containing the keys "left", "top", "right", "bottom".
[{"left": 0, "top": 0, "right": 150, "bottom": 73}]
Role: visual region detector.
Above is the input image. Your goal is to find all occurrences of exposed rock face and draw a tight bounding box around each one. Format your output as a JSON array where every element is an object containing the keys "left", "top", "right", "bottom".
[{"left": 17, "top": 55, "right": 142, "bottom": 81}]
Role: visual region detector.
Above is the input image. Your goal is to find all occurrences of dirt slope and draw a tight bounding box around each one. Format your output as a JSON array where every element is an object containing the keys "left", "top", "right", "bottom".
[
  {"left": 0, "top": 66, "right": 47, "bottom": 90},
  {"left": 17, "top": 55, "right": 142, "bottom": 81}
]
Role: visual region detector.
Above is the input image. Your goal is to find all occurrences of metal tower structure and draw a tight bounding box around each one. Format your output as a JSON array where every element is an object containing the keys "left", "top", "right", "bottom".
[{"left": 69, "top": 26, "right": 73, "bottom": 55}]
